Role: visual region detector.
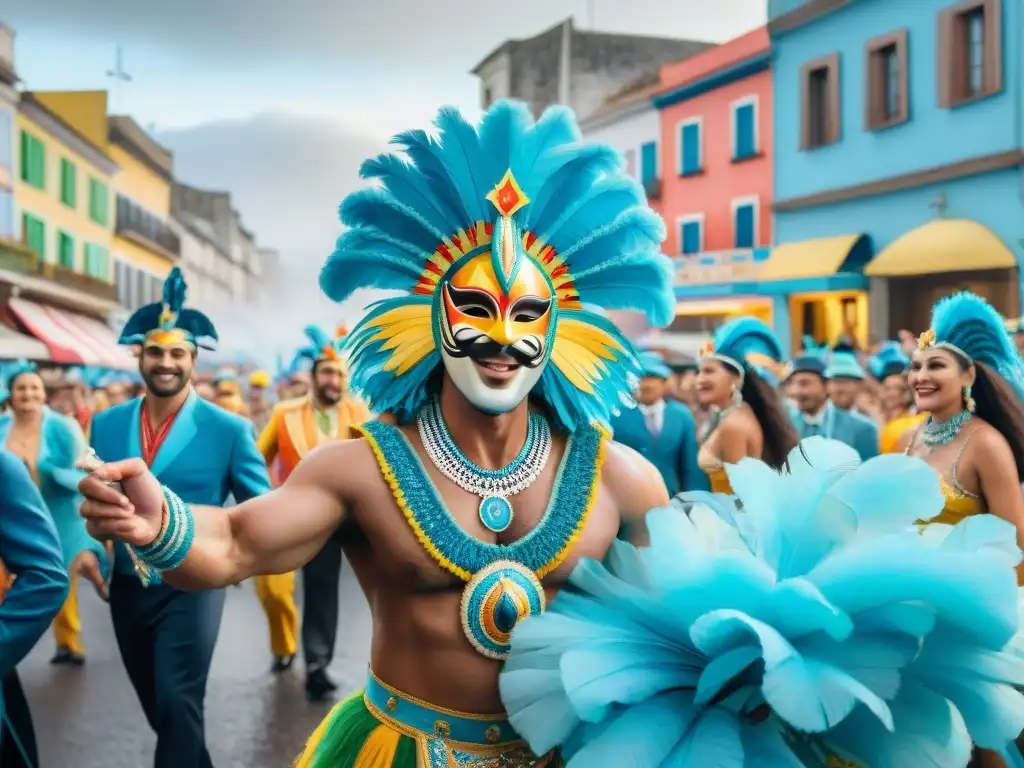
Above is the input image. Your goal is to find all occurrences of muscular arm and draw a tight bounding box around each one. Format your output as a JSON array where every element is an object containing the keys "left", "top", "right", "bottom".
[
  {"left": 974, "top": 432, "right": 1024, "bottom": 582},
  {"left": 605, "top": 441, "right": 671, "bottom": 547}
]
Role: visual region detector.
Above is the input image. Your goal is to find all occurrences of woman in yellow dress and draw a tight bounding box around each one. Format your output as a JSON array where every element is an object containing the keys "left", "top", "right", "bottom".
[
  {"left": 902, "top": 293, "right": 1024, "bottom": 767},
  {"left": 868, "top": 341, "right": 927, "bottom": 453},
  {"left": 694, "top": 317, "right": 798, "bottom": 492}
]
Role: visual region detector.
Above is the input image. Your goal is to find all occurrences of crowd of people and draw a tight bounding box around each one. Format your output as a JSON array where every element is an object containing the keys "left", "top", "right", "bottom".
[{"left": 2, "top": 99, "right": 1024, "bottom": 768}]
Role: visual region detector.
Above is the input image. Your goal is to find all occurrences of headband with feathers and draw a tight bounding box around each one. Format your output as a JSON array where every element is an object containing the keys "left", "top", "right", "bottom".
[
  {"left": 118, "top": 267, "right": 218, "bottom": 350},
  {"left": 319, "top": 100, "right": 674, "bottom": 431},
  {"left": 700, "top": 317, "right": 784, "bottom": 381}
]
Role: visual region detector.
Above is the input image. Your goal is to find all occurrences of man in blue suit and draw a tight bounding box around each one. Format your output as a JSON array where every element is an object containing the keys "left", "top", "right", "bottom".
[
  {"left": 610, "top": 352, "right": 707, "bottom": 496},
  {"left": 787, "top": 355, "right": 879, "bottom": 461},
  {"left": 89, "top": 268, "right": 270, "bottom": 768},
  {"left": 0, "top": 448, "right": 69, "bottom": 767}
]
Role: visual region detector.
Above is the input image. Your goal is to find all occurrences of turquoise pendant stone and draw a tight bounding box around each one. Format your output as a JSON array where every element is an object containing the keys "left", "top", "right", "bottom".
[{"left": 479, "top": 496, "right": 513, "bottom": 533}]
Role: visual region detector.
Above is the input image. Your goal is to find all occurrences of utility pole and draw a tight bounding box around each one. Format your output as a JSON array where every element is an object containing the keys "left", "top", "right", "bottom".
[{"left": 105, "top": 46, "right": 132, "bottom": 113}]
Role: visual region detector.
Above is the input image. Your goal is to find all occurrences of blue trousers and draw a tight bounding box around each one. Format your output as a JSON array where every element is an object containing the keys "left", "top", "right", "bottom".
[{"left": 110, "top": 573, "right": 225, "bottom": 768}]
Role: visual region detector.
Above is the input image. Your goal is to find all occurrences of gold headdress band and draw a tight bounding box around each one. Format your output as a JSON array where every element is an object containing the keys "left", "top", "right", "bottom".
[{"left": 917, "top": 329, "right": 974, "bottom": 366}]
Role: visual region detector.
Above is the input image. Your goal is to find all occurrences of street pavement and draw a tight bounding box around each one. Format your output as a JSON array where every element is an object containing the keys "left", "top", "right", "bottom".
[{"left": 19, "top": 568, "right": 372, "bottom": 768}]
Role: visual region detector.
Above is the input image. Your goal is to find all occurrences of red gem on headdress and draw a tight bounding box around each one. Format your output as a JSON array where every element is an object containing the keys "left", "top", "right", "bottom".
[{"left": 495, "top": 180, "right": 520, "bottom": 215}]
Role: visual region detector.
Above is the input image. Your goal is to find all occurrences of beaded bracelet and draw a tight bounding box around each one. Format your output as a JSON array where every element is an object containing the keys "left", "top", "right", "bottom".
[{"left": 128, "top": 486, "right": 195, "bottom": 587}]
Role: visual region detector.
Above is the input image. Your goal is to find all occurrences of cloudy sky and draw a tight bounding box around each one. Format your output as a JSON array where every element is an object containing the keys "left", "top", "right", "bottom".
[{"left": 5, "top": 0, "right": 765, "bottom": 357}]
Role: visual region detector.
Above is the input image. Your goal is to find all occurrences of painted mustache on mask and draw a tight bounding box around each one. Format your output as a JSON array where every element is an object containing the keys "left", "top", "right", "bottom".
[{"left": 446, "top": 327, "right": 545, "bottom": 368}]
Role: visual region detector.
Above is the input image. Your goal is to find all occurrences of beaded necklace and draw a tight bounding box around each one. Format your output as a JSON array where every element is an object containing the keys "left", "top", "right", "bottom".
[{"left": 921, "top": 410, "right": 971, "bottom": 448}]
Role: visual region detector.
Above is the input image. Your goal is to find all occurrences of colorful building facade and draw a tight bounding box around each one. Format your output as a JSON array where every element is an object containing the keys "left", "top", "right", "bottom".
[
  {"left": 108, "top": 114, "right": 180, "bottom": 312},
  {"left": 770, "top": 0, "right": 1024, "bottom": 338},
  {"left": 658, "top": 26, "right": 871, "bottom": 356},
  {"left": 0, "top": 24, "right": 15, "bottom": 240}
]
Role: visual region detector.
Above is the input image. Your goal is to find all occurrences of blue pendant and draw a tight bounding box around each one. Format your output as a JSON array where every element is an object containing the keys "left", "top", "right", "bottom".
[
  {"left": 479, "top": 496, "right": 513, "bottom": 533},
  {"left": 460, "top": 560, "right": 546, "bottom": 660}
]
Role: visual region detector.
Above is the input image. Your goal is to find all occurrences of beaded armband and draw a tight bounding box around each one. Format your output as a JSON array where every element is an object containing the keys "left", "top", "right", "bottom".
[{"left": 128, "top": 486, "right": 195, "bottom": 587}]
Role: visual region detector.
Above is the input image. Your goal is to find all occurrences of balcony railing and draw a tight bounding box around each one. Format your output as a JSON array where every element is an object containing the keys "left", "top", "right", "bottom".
[
  {"left": 643, "top": 177, "right": 662, "bottom": 201},
  {"left": 0, "top": 238, "right": 40, "bottom": 275},
  {"left": 39, "top": 262, "right": 117, "bottom": 302},
  {"left": 115, "top": 195, "right": 181, "bottom": 259}
]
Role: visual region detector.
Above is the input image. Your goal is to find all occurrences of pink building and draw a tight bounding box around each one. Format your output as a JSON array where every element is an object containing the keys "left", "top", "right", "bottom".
[{"left": 657, "top": 28, "right": 772, "bottom": 258}]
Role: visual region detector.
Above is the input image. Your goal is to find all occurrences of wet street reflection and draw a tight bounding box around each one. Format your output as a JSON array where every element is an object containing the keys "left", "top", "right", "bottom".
[{"left": 19, "top": 569, "right": 371, "bottom": 768}]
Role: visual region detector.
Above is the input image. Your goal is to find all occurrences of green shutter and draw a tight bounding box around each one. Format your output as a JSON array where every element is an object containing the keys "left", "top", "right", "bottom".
[
  {"left": 22, "top": 213, "right": 46, "bottom": 257},
  {"left": 60, "top": 159, "right": 77, "bottom": 207},
  {"left": 19, "top": 131, "right": 46, "bottom": 189},
  {"left": 58, "top": 231, "right": 75, "bottom": 268},
  {"left": 83, "top": 243, "right": 109, "bottom": 279},
  {"left": 88, "top": 178, "right": 109, "bottom": 225}
]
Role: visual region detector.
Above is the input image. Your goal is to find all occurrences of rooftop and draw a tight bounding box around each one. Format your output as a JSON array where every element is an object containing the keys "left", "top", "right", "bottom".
[{"left": 109, "top": 115, "right": 174, "bottom": 180}]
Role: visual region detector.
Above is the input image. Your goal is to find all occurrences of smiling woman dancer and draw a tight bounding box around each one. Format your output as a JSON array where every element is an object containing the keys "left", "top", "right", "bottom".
[{"left": 694, "top": 317, "right": 798, "bottom": 492}]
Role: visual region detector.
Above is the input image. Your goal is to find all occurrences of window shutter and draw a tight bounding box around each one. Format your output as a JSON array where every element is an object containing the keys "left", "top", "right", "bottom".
[
  {"left": 735, "top": 104, "right": 755, "bottom": 158},
  {"left": 682, "top": 124, "right": 700, "bottom": 174},
  {"left": 937, "top": 10, "right": 953, "bottom": 108},
  {"left": 735, "top": 205, "right": 755, "bottom": 248},
  {"left": 640, "top": 142, "right": 658, "bottom": 184}
]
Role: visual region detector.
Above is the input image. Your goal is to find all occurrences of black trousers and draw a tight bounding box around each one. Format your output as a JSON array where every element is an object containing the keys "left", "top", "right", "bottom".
[
  {"left": 0, "top": 671, "right": 37, "bottom": 768},
  {"left": 301, "top": 529, "right": 343, "bottom": 674},
  {"left": 110, "top": 573, "right": 225, "bottom": 768}
]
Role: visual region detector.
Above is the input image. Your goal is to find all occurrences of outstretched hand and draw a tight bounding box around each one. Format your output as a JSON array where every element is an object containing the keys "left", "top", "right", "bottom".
[{"left": 78, "top": 458, "right": 164, "bottom": 548}]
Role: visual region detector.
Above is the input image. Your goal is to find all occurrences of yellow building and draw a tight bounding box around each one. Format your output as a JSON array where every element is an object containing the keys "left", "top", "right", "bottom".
[
  {"left": 15, "top": 90, "right": 117, "bottom": 285},
  {"left": 107, "top": 114, "right": 179, "bottom": 310}
]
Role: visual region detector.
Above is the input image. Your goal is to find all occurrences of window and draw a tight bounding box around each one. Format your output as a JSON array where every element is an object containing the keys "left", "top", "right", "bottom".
[
  {"left": 678, "top": 215, "right": 704, "bottom": 256},
  {"left": 801, "top": 54, "right": 841, "bottom": 149},
  {"left": 88, "top": 178, "right": 109, "bottom": 225},
  {"left": 58, "top": 230, "right": 75, "bottom": 269},
  {"left": 60, "top": 158, "right": 77, "bottom": 208},
  {"left": 640, "top": 141, "right": 658, "bottom": 185},
  {"left": 732, "top": 198, "right": 759, "bottom": 249},
  {"left": 938, "top": 0, "right": 1003, "bottom": 107},
  {"left": 22, "top": 212, "right": 45, "bottom": 257},
  {"left": 19, "top": 130, "right": 45, "bottom": 189},
  {"left": 678, "top": 119, "right": 702, "bottom": 175},
  {"left": 84, "top": 243, "right": 110, "bottom": 280},
  {"left": 866, "top": 30, "right": 909, "bottom": 129},
  {"left": 731, "top": 99, "right": 758, "bottom": 161},
  {"left": 483, "top": 87, "right": 493, "bottom": 108}
]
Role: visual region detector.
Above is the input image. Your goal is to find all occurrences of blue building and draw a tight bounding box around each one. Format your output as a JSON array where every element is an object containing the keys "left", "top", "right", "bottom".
[
  {"left": 769, "top": 0, "right": 1024, "bottom": 338},
  {"left": 0, "top": 23, "right": 16, "bottom": 239}
]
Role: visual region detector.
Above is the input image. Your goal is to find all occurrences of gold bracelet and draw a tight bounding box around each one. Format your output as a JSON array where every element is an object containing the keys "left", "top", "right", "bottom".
[{"left": 127, "top": 499, "right": 170, "bottom": 587}]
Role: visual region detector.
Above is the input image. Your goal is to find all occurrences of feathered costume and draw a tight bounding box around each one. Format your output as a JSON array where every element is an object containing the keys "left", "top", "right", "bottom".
[
  {"left": 118, "top": 267, "right": 218, "bottom": 350},
  {"left": 298, "top": 100, "right": 674, "bottom": 768},
  {"left": 701, "top": 318, "right": 786, "bottom": 385},
  {"left": 868, "top": 342, "right": 910, "bottom": 382},
  {"left": 868, "top": 343, "right": 924, "bottom": 455},
  {"left": 291, "top": 324, "right": 348, "bottom": 372},
  {"left": 500, "top": 437, "right": 1024, "bottom": 767}
]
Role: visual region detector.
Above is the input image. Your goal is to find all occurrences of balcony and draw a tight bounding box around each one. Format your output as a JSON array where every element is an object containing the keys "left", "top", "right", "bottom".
[
  {"left": 643, "top": 177, "right": 663, "bottom": 201},
  {"left": 0, "top": 238, "right": 40, "bottom": 275},
  {"left": 39, "top": 262, "right": 116, "bottom": 302},
  {"left": 115, "top": 195, "right": 181, "bottom": 260}
]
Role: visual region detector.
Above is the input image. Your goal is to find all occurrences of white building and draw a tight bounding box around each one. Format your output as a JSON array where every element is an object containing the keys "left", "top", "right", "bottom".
[
  {"left": 172, "top": 211, "right": 234, "bottom": 310},
  {"left": 0, "top": 23, "right": 17, "bottom": 239}
]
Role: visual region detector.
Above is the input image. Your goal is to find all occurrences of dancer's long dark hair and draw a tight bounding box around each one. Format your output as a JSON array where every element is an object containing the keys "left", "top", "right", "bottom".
[
  {"left": 964, "top": 361, "right": 1024, "bottom": 479},
  {"left": 741, "top": 367, "right": 799, "bottom": 471}
]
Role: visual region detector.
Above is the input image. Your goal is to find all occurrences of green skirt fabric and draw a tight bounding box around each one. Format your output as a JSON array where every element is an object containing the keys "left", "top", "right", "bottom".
[{"left": 297, "top": 691, "right": 418, "bottom": 768}]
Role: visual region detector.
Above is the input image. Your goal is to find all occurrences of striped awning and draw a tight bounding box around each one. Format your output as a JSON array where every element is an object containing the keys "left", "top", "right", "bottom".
[{"left": 8, "top": 298, "right": 135, "bottom": 370}]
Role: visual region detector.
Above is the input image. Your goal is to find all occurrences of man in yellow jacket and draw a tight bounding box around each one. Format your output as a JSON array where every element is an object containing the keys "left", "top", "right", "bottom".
[{"left": 254, "top": 326, "right": 370, "bottom": 700}]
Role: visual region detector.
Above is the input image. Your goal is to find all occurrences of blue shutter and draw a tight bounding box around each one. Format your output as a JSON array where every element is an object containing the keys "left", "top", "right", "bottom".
[
  {"left": 734, "top": 204, "right": 755, "bottom": 248},
  {"left": 681, "top": 123, "right": 701, "bottom": 175},
  {"left": 640, "top": 142, "right": 658, "bottom": 184},
  {"left": 734, "top": 103, "right": 756, "bottom": 160},
  {"left": 0, "top": 109, "right": 12, "bottom": 168},
  {"left": 681, "top": 221, "right": 702, "bottom": 255}
]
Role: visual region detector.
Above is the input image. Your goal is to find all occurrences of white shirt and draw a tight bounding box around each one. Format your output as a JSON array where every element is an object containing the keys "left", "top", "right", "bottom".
[{"left": 638, "top": 399, "right": 665, "bottom": 436}]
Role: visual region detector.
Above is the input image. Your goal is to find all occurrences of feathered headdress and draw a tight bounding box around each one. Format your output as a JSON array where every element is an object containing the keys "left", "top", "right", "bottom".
[
  {"left": 920, "top": 292, "right": 1024, "bottom": 400},
  {"left": 800, "top": 334, "right": 830, "bottom": 359},
  {"left": 636, "top": 351, "right": 671, "bottom": 380},
  {"left": 292, "top": 324, "right": 348, "bottom": 370},
  {"left": 320, "top": 100, "right": 674, "bottom": 430},
  {"left": 867, "top": 341, "right": 910, "bottom": 381},
  {"left": 118, "top": 267, "right": 218, "bottom": 350},
  {"left": 2, "top": 359, "right": 38, "bottom": 390},
  {"left": 699, "top": 317, "right": 784, "bottom": 385}
]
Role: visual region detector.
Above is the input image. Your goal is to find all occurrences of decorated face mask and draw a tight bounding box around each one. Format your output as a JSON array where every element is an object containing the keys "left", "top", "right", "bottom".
[{"left": 438, "top": 246, "right": 555, "bottom": 413}]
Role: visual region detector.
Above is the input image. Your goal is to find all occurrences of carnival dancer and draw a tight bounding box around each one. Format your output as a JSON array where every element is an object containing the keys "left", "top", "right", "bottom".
[
  {"left": 0, "top": 361, "right": 108, "bottom": 666},
  {"left": 904, "top": 292, "right": 1024, "bottom": 561},
  {"left": 78, "top": 101, "right": 676, "bottom": 766},
  {"left": 869, "top": 340, "right": 927, "bottom": 453},
  {"left": 0, "top": 448, "right": 69, "bottom": 768},
  {"left": 694, "top": 317, "right": 798, "bottom": 492},
  {"left": 254, "top": 324, "right": 370, "bottom": 690},
  {"left": 610, "top": 351, "right": 705, "bottom": 497},
  {"left": 790, "top": 352, "right": 879, "bottom": 461},
  {"left": 86, "top": 267, "right": 271, "bottom": 768}
]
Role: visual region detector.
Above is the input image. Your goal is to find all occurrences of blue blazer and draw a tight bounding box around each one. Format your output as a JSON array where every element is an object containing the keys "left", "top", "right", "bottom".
[
  {"left": 0, "top": 449, "right": 69, "bottom": 704},
  {"left": 609, "top": 400, "right": 708, "bottom": 496},
  {"left": 792, "top": 403, "right": 879, "bottom": 462},
  {"left": 90, "top": 390, "right": 272, "bottom": 576},
  {"left": 0, "top": 408, "right": 105, "bottom": 572}
]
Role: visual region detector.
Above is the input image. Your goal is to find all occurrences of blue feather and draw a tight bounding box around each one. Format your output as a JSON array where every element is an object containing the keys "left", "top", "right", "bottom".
[
  {"left": 713, "top": 317, "right": 785, "bottom": 366},
  {"left": 433, "top": 106, "right": 492, "bottom": 223},
  {"left": 162, "top": 266, "right": 187, "bottom": 314},
  {"left": 525, "top": 145, "right": 622, "bottom": 234}
]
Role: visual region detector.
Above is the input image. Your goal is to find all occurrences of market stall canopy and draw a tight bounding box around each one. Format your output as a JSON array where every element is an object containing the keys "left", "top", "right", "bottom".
[
  {"left": 757, "top": 234, "right": 870, "bottom": 281},
  {"left": 8, "top": 297, "right": 135, "bottom": 369},
  {"left": 0, "top": 322, "right": 50, "bottom": 361},
  {"left": 865, "top": 218, "right": 1016, "bottom": 277}
]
